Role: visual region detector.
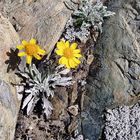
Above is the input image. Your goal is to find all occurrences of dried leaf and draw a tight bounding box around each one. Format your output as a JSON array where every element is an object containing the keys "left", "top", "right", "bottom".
[
  {"left": 70, "top": 83, "right": 78, "bottom": 104},
  {"left": 87, "top": 54, "right": 94, "bottom": 65},
  {"left": 68, "top": 118, "right": 78, "bottom": 134}
]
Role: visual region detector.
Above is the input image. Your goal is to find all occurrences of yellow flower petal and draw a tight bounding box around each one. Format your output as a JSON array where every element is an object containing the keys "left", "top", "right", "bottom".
[
  {"left": 26, "top": 55, "right": 32, "bottom": 64},
  {"left": 18, "top": 52, "right": 26, "bottom": 57},
  {"left": 68, "top": 59, "right": 76, "bottom": 68},
  {"left": 57, "top": 41, "right": 66, "bottom": 50},
  {"left": 74, "top": 53, "right": 82, "bottom": 58},
  {"left": 34, "top": 54, "right": 42, "bottom": 60},
  {"left": 59, "top": 57, "right": 70, "bottom": 68},
  {"left": 56, "top": 49, "right": 63, "bottom": 56},
  {"left": 17, "top": 45, "right": 25, "bottom": 50},
  {"left": 37, "top": 48, "right": 46, "bottom": 55},
  {"left": 30, "top": 38, "right": 36, "bottom": 45},
  {"left": 73, "top": 57, "right": 81, "bottom": 64},
  {"left": 70, "top": 43, "right": 78, "bottom": 50},
  {"left": 22, "top": 40, "right": 28, "bottom": 45},
  {"left": 65, "top": 41, "right": 70, "bottom": 48},
  {"left": 73, "top": 49, "right": 81, "bottom": 54},
  {"left": 59, "top": 57, "right": 66, "bottom": 64}
]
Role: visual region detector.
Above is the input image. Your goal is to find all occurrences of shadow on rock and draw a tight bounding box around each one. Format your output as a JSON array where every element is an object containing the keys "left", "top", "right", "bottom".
[{"left": 5, "top": 48, "right": 20, "bottom": 72}]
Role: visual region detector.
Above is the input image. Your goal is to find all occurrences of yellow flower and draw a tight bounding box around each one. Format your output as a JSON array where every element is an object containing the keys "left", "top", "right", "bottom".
[
  {"left": 56, "top": 40, "right": 82, "bottom": 69},
  {"left": 17, "top": 39, "right": 46, "bottom": 64}
]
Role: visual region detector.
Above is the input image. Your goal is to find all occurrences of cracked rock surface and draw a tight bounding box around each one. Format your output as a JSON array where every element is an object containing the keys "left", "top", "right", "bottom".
[{"left": 82, "top": 0, "right": 140, "bottom": 139}]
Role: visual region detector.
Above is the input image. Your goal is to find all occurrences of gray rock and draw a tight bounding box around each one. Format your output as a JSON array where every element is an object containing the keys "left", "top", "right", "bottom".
[
  {"left": 104, "top": 102, "right": 140, "bottom": 140},
  {"left": 0, "top": 80, "right": 18, "bottom": 140},
  {"left": 0, "top": 80, "right": 16, "bottom": 115},
  {"left": 0, "top": 14, "right": 20, "bottom": 140},
  {"left": 0, "top": 0, "right": 73, "bottom": 53},
  {"left": 82, "top": 0, "right": 140, "bottom": 139}
]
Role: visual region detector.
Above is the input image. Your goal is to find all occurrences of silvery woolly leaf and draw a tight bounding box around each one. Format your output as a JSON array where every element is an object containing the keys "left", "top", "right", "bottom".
[
  {"left": 22, "top": 93, "right": 33, "bottom": 109},
  {"left": 27, "top": 97, "right": 34, "bottom": 115},
  {"left": 34, "top": 78, "right": 40, "bottom": 84},
  {"left": 45, "top": 86, "right": 54, "bottom": 97},
  {"left": 59, "top": 69, "right": 70, "bottom": 75},
  {"left": 97, "top": 22, "right": 103, "bottom": 32},
  {"left": 18, "top": 72, "right": 30, "bottom": 79},
  {"left": 43, "top": 77, "right": 49, "bottom": 86},
  {"left": 53, "top": 77, "right": 73, "bottom": 87},
  {"left": 56, "top": 81, "right": 73, "bottom": 86},
  {"left": 81, "top": 22, "right": 90, "bottom": 28},
  {"left": 25, "top": 89, "right": 32, "bottom": 93},
  {"left": 37, "top": 73, "right": 42, "bottom": 83},
  {"left": 55, "top": 64, "right": 65, "bottom": 71},
  {"left": 50, "top": 74, "right": 61, "bottom": 82},
  {"left": 74, "top": 10, "right": 84, "bottom": 17},
  {"left": 33, "top": 65, "right": 42, "bottom": 83},
  {"left": 104, "top": 11, "right": 115, "bottom": 17},
  {"left": 32, "top": 67, "right": 42, "bottom": 82},
  {"left": 58, "top": 77, "right": 72, "bottom": 83},
  {"left": 31, "top": 86, "right": 38, "bottom": 91},
  {"left": 43, "top": 96, "right": 53, "bottom": 118},
  {"left": 32, "top": 64, "right": 39, "bottom": 73},
  {"left": 29, "top": 82, "right": 34, "bottom": 86}
]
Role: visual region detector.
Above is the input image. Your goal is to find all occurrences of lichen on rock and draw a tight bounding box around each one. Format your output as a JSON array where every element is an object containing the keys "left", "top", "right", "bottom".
[{"left": 104, "top": 101, "right": 140, "bottom": 140}]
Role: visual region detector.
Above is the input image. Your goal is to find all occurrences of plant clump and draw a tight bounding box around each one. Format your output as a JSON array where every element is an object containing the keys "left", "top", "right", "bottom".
[
  {"left": 64, "top": 0, "right": 115, "bottom": 43},
  {"left": 17, "top": 64, "right": 73, "bottom": 118}
]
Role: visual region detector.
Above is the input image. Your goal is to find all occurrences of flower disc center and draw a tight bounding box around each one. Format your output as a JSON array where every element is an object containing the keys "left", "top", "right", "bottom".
[
  {"left": 64, "top": 48, "right": 73, "bottom": 58},
  {"left": 25, "top": 45, "right": 38, "bottom": 55}
]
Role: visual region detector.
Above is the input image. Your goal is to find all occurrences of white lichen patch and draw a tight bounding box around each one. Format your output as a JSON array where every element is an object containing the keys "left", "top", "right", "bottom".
[{"left": 104, "top": 102, "right": 140, "bottom": 140}]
